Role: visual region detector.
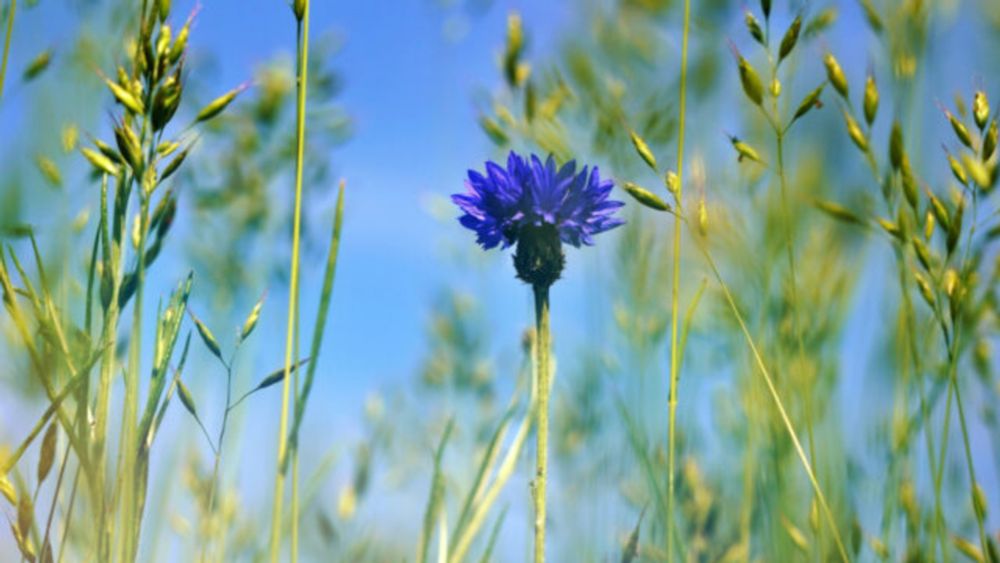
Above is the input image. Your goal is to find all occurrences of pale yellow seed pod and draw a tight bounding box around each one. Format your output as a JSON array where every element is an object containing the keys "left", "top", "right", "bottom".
[
  {"left": 824, "top": 53, "right": 848, "bottom": 98},
  {"left": 947, "top": 152, "right": 968, "bottom": 185},
  {"left": 629, "top": 130, "right": 657, "bottom": 171},
  {"left": 665, "top": 170, "right": 680, "bottom": 195},
  {"left": 947, "top": 111, "right": 973, "bottom": 148},
  {"left": 697, "top": 199, "right": 708, "bottom": 236},
  {"left": 770, "top": 77, "right": 781, "bottom": 98},
  {"left": 195, "top": 85, "right": 246, "bottom": 122},
  {"left": 843, "top": 110, "right": 868, "bottom": 152},
  {"left": 943, "top": 268, "right": 959, "bottom": 297},
  {"left": 924, "top": 210, "right": 935, "bottom": 240},
  {"left": 738, "top": 56, "right": 764, "bottom": 106},
  {"left": 863, "top": 73, "right": 879, "bottom": 125},
  {"left": 973, "top": 91, "right": 989, "bottom": 130}
]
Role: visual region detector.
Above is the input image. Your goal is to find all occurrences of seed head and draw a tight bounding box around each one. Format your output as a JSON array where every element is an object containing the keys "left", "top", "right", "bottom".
[
  {"left": 843, "top": 110, "right": 868, "bottom": 152},
  {"left": 778, "top": 16, "right": 802, "bottom": 63},
  {"left": 731, "top": 46, "right": 764, "bottom": 106},
  {"left": 629, "top": 129, "right": 657, "bottom": 171},
  {"left": 973, "top": 91, "right": 989, "bottom": 130},
  {"left": 863, "top": 73, "right": 879, "bottom": 125},
  {"left": 622, "top": 181, "right": 670, "bottom": 212},
  {"left": 983, "top": 119, "right": 997, "bottom": 160},
  {"left": 889, "top": 120, "right": 904, "bottom": 171},
  {"left": 745, "top": 11, "right": 764, "bottom": 45},
  {"left": 823, "top": 53, "right": 848, "bottom": 99}
]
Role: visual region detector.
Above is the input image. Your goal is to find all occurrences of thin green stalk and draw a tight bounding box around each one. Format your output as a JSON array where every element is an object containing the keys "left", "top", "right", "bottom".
[
  {"left": 269, "top": 2, "right": 310, "bottom": 560},
  {"left": 0, "top": 0, "right": 15, "bottom": 101},
  {"left": 532, "top": 283, "right": 551, "bottom": 563},
  {"left": 665, "top": 0, "right": 690, "bottom": 560},
  {"left": 692, "top": 231, "right": 850, "bottom": 563}
]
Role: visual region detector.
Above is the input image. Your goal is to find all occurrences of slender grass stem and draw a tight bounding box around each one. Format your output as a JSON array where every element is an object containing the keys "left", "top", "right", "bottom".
[
  {"left": 532, "top": 283, "right": 551, "bottom": 563},
  {"left": 691, "top": 230, "right": 850, "bottom": 563},
  {"left": 0, "top": 0, "right": 15, "bottom": 101},
  {"left": 665, "top": 1, "right": 690, "bottom": 560},
  {"left": 269, "top": 3, "right": 309, "bottom": 560}
]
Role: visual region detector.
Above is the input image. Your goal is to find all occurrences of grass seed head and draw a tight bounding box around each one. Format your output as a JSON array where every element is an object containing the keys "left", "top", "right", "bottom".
[
  {"left": 240, "top": 292, "right": 266, "bottom": 342},
  {"left": 37, "top": 422, "right": 57, "bottom": 484},
  {"left": 863, "top": 73, "right": 879, "bottom": 125},
  {"left": 945, "top": 148, "right": 968, "bottom": 184},
  {"left": 22, "top": 49, "right": 52, "bottom": 82},
  {"left": 80, "top": 147, "right": 121, "bottom": 177},
  {"left": 983, "top": 118, "right": 997, "bottom": 160},
  {"left": 622, "top": 182, "right": 670, "bottom": 212},
  {"left": 824, "top": 53, "right": 848, "bottom": 99},
  {"left": 745, "top": 11, "right": 764, "bottom": 45},
  {"left": 0, "top": 474, "right": 15, "bottom": 505},
  {"left": 195, "top": 84, "right": 247, "bottom": 123},
  {"left": 629, "top": 130, "right": 657, "bottom": 171},
  {"left": 792, "top": 84, "right": 823, "bottom": 123},
  {"left": 973, "top": 91, "right": 989, "bottom": 130},
  {"left": 737, "top": 55, "right": 764, "bottom": 106},
  {"left": 728, "top": 135, "right": 763, "bottom": 164},
  {"left": 889, "top": 120, "right": 904, "bottom": 170},
  {"left": 843, "top": 110, "right": 868, "bottom": 152},
  {"left": 189, "top": 311, "right": 223, "bottom": 360},
  {"left": 943, "top": 108, "right": 974, "bottom": 149},
  {"left": 778, "top": 15, "right": 802, "bottom": 63},
  {"left": 900, "top": 153, "right": 920, "bottom": 209},
  {"left": 105, "top": 77, "right": 144, "bottom": 115}
]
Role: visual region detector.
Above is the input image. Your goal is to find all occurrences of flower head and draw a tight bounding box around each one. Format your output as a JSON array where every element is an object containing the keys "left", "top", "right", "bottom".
[
  {"left": 453, "top": 151, "right": 625, "bottom": 249},
  {"left": 452, "top": 151, "right": 624, "bottom": 286}
]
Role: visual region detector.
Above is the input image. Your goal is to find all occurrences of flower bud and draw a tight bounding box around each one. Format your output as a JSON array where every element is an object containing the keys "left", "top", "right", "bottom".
[{"left": 513, "top": 224, "right": 564, "bottom": 288}]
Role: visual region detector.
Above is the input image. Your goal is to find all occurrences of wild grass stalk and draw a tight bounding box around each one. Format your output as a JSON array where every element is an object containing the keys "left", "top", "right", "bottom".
[
  {"left": 0, "top": 0, "right": 15, "bottom": 100},
  {"left": 665, "top": 0, "right": 691, "bottom": 560},
  {"left": 692, "top": 231, "right": 850, "bottom": 563},
  {"left": 269, "top": 0, "right": 311, "bottom": 560}
]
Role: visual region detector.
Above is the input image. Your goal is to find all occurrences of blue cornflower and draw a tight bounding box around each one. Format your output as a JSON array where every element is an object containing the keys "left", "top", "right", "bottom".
[{"left": 452, "top": 151, "right": 624, "bottom": 286}]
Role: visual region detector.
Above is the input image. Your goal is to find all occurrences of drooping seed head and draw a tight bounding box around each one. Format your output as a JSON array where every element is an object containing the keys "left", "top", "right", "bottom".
[
  {"left": 778, "top": 15, "right": 802, "bottom": 63},
  {"left": 629, "top": 129, "right": 657, "bottom": 171},
  {"left": 843, "top": 110, "right": 868, "bottom": 152},
  {"left": 889, "top": 120, "right": 904, "bottom": 170},
  {"left": 745, "top": 11, "right": 764, "bottom": 45},
  {"left": 973, "top": 91, "right": 989, "bottom": 130},
  {"left": 622, "top": 181, "right": 670, "bottom": 212},
  {"left": 863, "top": 72, "right": 879, "bottom": 125},
  {"left": 824, "top": 53, "right": 848, "bottom": 99},
  {"left": 983, "top": 119, "right": 997, "bottom": 160}
]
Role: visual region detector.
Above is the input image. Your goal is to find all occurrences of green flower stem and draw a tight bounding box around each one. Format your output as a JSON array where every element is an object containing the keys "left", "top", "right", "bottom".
[
  {"left": 270, "top": 2, "right": 310, "bottom": 560},
  {"left": 532, "top": 282, "right": 551, "bottom": 563},
  {"left": 666, "top": 0, "right": 690, "bottom": 560}
]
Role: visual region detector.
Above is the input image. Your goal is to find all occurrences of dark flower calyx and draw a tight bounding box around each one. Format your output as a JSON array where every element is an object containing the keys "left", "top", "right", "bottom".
[{"left": 513, "top": 224, "right": 564, "bottom": 288}]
